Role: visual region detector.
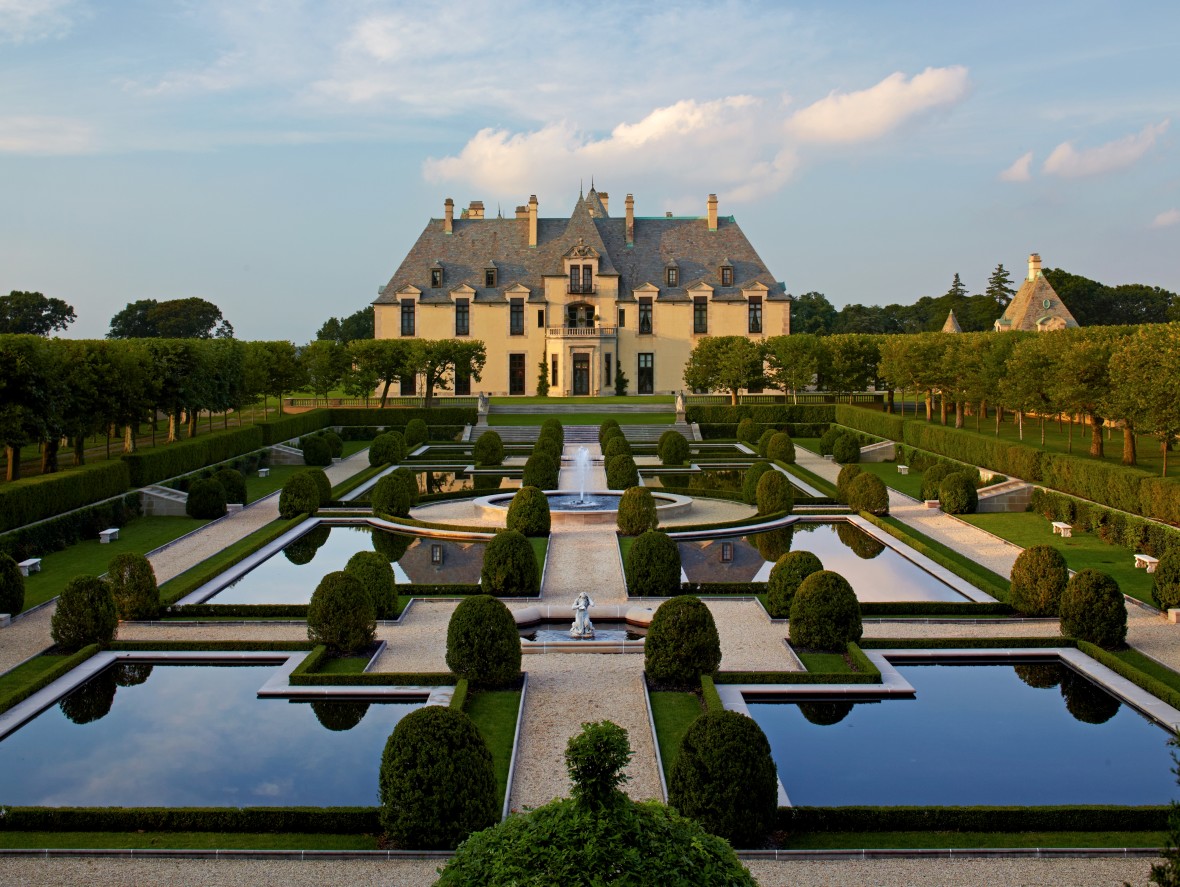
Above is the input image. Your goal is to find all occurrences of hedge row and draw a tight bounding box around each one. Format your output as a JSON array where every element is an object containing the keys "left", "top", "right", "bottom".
[
  {"left": 290, "top": 671, "right": 456, "bottom": 687},
  {"left": 698, "top": 423, "right": 829, "bottom": 440},
  {"left": 699, "top": 675, "right": 724, "bottom": 712},
  {"left": 169, "top": 604, "right": 312, "bottom": 619},
  {"left": 0, "top": 493, "right": 141, "bottom": 562},
  {"left": 0, "top": 460, "right": 131, "bottom": 534},
  {"left": 449, "top": 677, "right": 469, "bottom": 711},
  {"left": 858, "top": 602, "right": 1014, "bottom": 617},
  {"left": 329, "top": 407, "right": 477, "bottom": 427},
  {"left": 686, "top": 405, "right": 835, "bottom": 425},
  {"left": 0, "top": 806, "right": 379, "bottom": 834},
  {"left": 857, "top": 637, "right": 1069, "bottom": 650},
  {"left": 1078, "top": 640, "right": 1180, "bottom": 712},
  {"left": 123, "top": 426, "right": 265, "bottom": 487},
  {"left": 779, "top": 804, "right": 1169, "bottom": 833},
  {"left": 0, "top": 645, "right": 99, "bottom": 716},
  {"left": 258, "top": 410, "right": 330, "bottom": 445},
  {"left": 679, "top": 582, "right": 769, "bottom": 596},
  {"left": 1029, "top": 488, "right": 1180, "bottom": 559},
  {"left": 719, "top": 645, "right": 881, "bottom": 685}
]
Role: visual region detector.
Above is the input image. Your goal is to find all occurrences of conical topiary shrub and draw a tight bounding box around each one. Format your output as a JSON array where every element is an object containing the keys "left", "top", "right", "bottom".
[{"left": 480, "top": 529, "right": 540, "bottom": 597}]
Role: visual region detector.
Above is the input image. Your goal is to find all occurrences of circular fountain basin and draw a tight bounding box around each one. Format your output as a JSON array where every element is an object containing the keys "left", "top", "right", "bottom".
[
  {"left": 513, "top": 604, "right": 654, "bottom": 653},
  {"left": 473, "top": 489, "right": 693, "bottom": 525}
]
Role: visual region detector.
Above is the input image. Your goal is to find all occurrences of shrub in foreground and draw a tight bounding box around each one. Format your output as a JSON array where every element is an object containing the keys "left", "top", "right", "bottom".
[
  {"left": 1152, "top": 548, "right": 1180, "bottom": 611},
  {"left": 789, "top": 570, "right": 862, "bottom": 651},
  {"left": 370, "top": 474, "right": 411, "bottom": 518},
  {"left": 390, "top": 466, "right": 420, "bottom": 508},
  {"left": 0, "top": 554, "right": 25, "bottom": 616},
  {"left": 938, "top": 471, "right": 978, "bottom": 515},
  {"left": 1009, "top": 544, "right": 1069, "bottom": 617},
  {"left": 345, "top": 550, "right": 398, "bottom": 619},
  {"left": 213, "top": 467, "right": 247, "bottom": 505},
  {"left": 1060, "top": 568, "right": 1127, "bottom": 649},
  {"left": 278, "top": 472, "right": 320, "bottom": 519},
  {"left": 767, "top": 550, "right": 824, "bottom": 618},
  {"left": 847, "top": 472, "right": 889, "bottom": 516},
  {"left": 472, "top": 430, "right": 505, "bottom": 467},
  {"left": 307, "top": 570, "right": 376, "bottom": 654},
  {"left": 617, "top": 486, "right": 659, "bottom": 535},
  {"left": 379, "top": 706, "right": 497, "bottom": 850},
  {"left": 480, "top": 529, "right": 539, "bottom": 596},
  {"left": 445, "top": 594, "right": 522, "bottom": 687},
  {"left": 742, "top": 462, "right": 773, "bottom": 505},
  {"left": 51, "top": 575, "right": 117, "bottom": 651},
  {"left": 668, "top": 710, "right": 778, "bottom": 848},
  {"left": 831, "top": 433, "right": 860, "bottom": 464},
  {"left": 523, "top": 452, "right": 560, "bottom": 490},
  {"left": 404, "top": 418, "right": 429, "bottom": 448},
  {"left": 755, "top": 469, "right": 794, "bottom": 515},
  {"left": 657, "top": 430, "right": 689, "bottom": 466},
  {"left": 107, "top": 552, "right": 159, "bottom": 620},
  {"left": 507, "top": 485, "right": 551, "bottom": 537},
  {"left": 606, "top": 454, "right": 639, "bottom": 490},
  {"left": 626, "top": 530, "right": 681, "bottom": 597},
  {"left": 766, "top": 432, "right": 795, "bottom": 464},
  {"left": 301, "top": 435, "right": 333, "bottom": 467},
  {"left": 185, "top": 478, "right": 227, "bottom": 520},
  {"left": 644, "top": 595, "right": 721, "bottom": 687},
  {"left": 818, "top": 426, "right": 841, "bottom": 456},
  {"left": 835, "top": 464, "right": 863, "bottom": 504}
]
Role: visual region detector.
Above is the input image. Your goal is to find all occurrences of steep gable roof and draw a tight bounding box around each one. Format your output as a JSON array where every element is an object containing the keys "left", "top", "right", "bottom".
[{"left": 994, "top": 272, "right": 1078, "bottom": 332}]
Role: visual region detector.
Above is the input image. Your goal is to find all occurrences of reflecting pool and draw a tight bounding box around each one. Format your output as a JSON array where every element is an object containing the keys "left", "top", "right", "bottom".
[
  {"left": 748, "top": 662, "right": 1178, "bottom": 806},
  {"left": 0, "top": 663, "right": 420, "bottom": 807},
  {"left": 679, "top": 522, "right": 967, "bottom": 602}
]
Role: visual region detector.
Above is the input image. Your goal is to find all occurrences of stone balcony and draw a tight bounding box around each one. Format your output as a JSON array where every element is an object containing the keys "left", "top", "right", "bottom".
[{"left": 545, "top": 326, "right": 618, "bottom": 339}]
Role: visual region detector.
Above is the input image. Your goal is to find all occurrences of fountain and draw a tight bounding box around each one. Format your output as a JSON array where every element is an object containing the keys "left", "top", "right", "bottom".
[
  {"left": 570, "top": 591, "right": 595, "bottom": 638},
  {"left": 575, "top": 446, "right": 591, "bottom": 504}
]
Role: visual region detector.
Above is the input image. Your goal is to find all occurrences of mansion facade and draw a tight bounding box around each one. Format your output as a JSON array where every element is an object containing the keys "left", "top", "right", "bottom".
[{"left": 373, "top": 187, "right": 789, "bottom": 396}]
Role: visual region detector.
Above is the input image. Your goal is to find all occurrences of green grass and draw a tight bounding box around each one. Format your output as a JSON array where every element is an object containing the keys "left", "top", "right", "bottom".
[
  {"left": 781, "top": 830, "right": 1165, "bottom": 849},
  {"left": 491, "top": 395, "right": 673, "bottom": 405},
  {"left": 0, "top": 831, "right": 379, "bottom": 850},
  {"left": 489, "top": 413, "right": 675, "bottom": 426},
  {"left": 20, "top": 516, "right": 209, "bottom": 609},
  {"left": 0, "top": 654, "right": 70, "bottom": 702},
  {"left": 465, "top": 689, "right": 523, "bottom": 809},
  {"left": 851, "top": 460, "right": 926, "bottom": 500},
  {"left": 530, "top": 537, "right": 549, "bottom": 579},
  {"left": 242, "top": 463, "right": 305, "bottom": 501},
  {"left": 1112, "top": 648, "right": 1180, "bottom": 694},
  {"left": 649, "top": 691, "right": 703, "bottom": 781},
  {"left": 873, "top": 514, "right": 1011, "bottom": 600},
  {"left": 797, "top": 652, "right": 855, "bottom": 673},
  {"left": 959, "top": 512, "right": 1155, "bottom": 605},
  {"left": 314, "top": 655, "right": 370, "bottom": 675}
]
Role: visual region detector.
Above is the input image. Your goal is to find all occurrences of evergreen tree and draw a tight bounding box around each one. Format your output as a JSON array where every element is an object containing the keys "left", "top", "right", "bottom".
[
  {"left": 986, "top": 263, "right": 1016, "bottom": 309},
  {"left": 946, "top": 273, "right": 968, "bottom": 300}
]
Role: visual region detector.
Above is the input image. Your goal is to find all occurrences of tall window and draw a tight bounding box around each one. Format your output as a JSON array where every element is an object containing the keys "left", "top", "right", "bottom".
[
  {"left": 617, "top": 307, "right": 625, "bottom": 327},
  {"left": 720, "top": 266, "right": 733, "bottom": 287},
  {"left": 551, "top": 354, "right": 558, "bottom": 387},
  {"left": 430, "top": 268, "right": 442, "bottom": 288},
  {"left": 454, "top": 370, "right": 471, "bottom": 396},
  {"left": 400, "top": 300, "right": 415, "bottom": 336},
  {"left": 604, "top": 353, "right": 612, "bottom": 387},
  {"left": 484, "top": 268, "right": 496, "bottom": 288},
  {"left": 582, "top": 264, "right": 593, "bottom": 292},
  {"left": 638, "top": 353, "right": 654, "bottom": 394},
  {"left": 400, "top": 375, "right": 416, "bottom": 396},
  {"left": 748, "top": 297, "right": 763, "bottom": 334},
  {"left": 693, "top": 297, "right": 708, "bottom": 334},
  {"left": 509, "top": 354, "right": 526, "bottom": 395},
  {"left": 455, "top": 298, "right": 469, "bottom": 336},
  {"left": 569, "top": 265, "right": 580, "bottom": 292},
  {"left": 666, "top": 267, "right": 678, "bottom": 287},
  {"left": 510, "top": 298, "right": 524, "bottom": 335},
  {"left": 537, "top": 309, "right": 545, "bottom": 328},
  {"left": 638, "top": 297, "right": 653, "bottom": 334}
]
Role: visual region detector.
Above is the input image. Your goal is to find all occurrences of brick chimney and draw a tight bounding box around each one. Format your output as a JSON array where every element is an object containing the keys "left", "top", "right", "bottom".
[
  {"left": 707, "top": 193, "right": 718, "bottom": 231},
  {"left": 528, "top": 194, "right": 538, "bottom": 247},
  {"left": 625, "top": 194, "right": 634, "bottom": 246},
  {"left": 467, "top": 200, "right": 484, "bottom": 220},
  {"left": 1028, "top": 252, "right": 1042, "bottom": 281},
  {"left": 443, "top": 198, "right": 454, "bottom": 234}
]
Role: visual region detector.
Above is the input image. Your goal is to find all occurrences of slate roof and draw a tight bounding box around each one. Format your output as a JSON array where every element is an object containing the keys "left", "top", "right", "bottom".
[
  {"left": 993, "top": 272, "right": 1079, "bottom": 332},
  {"left": 941, "top": 309, "right": 962, "bottom": 333},
  {"left": 375, "top": 188, "right": 787, "bottom": 306}
]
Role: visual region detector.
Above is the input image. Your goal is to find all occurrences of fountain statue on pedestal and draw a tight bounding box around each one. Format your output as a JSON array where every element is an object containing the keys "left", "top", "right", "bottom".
[{"left": 570, "top": 591, "right": 595, "bottom": 638}]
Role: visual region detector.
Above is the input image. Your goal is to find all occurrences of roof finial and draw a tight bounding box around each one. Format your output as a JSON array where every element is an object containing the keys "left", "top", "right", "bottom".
[
  {"left": 590, "top": 175, "right": 595, "bottom": 192},
  {"left": 579, "top": 178, "right": 583, "bottom": 199}
]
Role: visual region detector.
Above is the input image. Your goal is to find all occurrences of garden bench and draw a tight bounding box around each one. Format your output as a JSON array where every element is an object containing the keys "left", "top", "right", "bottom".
[
  {"left": 258, "top": 468, "right": 270, "bottom": 478},
  {"left": 1051, "top": 521, "right": 1072, "bottom": 538},
  {"left": 897, "top": 465, "right": 910, "bottom": 475},
  {"left": 99, "top": 527, "right": 119, "bottom": 544},
  {"left": 18, "top": 558, "right": 41, "bottom": 576},
  {"left": 923, "top": 500, "right": 940, "bottom": 509},
  {"left": 1134, "top": 553, "right": 1160, "bottom": 573}
]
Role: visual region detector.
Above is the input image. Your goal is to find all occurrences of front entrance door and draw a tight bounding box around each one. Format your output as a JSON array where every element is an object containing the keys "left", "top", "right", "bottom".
[{"left": 573, "top": 355, "right": 590, "bottom": 395}]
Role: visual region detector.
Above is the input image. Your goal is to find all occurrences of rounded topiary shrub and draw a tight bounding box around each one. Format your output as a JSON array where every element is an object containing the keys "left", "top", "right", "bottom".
[
  {"left": 322, "top": 430, "right": 344, "bottom": 458},
  {"left": 446, "top": 594, "right": 522, "bottom": 687},
  {"left": 371, "top": 473, "right": 412, "bottom": 518},
  {"left": 473, "top": 430, "right": 505, "bottom": 467},
  {"left": 604, "top": 435, "right": 632, "bottom": 461},
  {"left": 736, "top": 418, "right": 759, "bottom": 445},
  {"left": 644, "top": 595, "right": 721, "bottom": 687},
  {"left": 51, "top": 575, "right": 118, "bottom": 651},
  {"left": 302, "top": 434, "right": 333, "bottom": 467},
  {"left": 606, "top": 454, "right": 639, "bottom": 490},
  {"left": 668, "top": 710, "right": 777, "bottom": 848},
  {"left": 307, "top": 570, "right": 376, "bottom": 654},
  {"left": 303, "top": 467, "right": 332, "bottom": 505},
  {"left": 185, "top": 477, "right": 227, "bottom": 520},
  {"left": 390, "top": 466, "right": 420, "bottom": 507},
  {"left": 107, "top": 552, "right": 159, "bottom": 620},
  {"left": 1060, "top": 568, "right": 1127, "bottom": 649},
  {"left": 404, "top": 418, "right": 429, "bottom": 448},
  {"left": 847, "top": 472, "right": 889, "bottom": 516},
  {"left": 1151, "top": 548, "right": 1180, "bottom": 611},
  {"left": 835, "top": 464, "right": 863, "bottom": 504},
  {"left": 626, "top": 530, "right": 681, "bottom": 598},
  {"left": 278, "top": 472, "right": 320, "bottom": 519},
  {"left": 831, "top": 433, "right": 860, "bottom": 464},
  {"left": 938, "top": 471, "right": 978, "bottom": 515},
  {"left": 1060, "top": 668, "right": 1121, "bottom": 725},
  {"left": 0, "top": 554, "right": 26, "bottom": 616},
  {"left": 522, "top": 452, "right": 559, "bottom": 490},
  {"left": 789, "top": 570, "right": 862, "bottom": 651},
  {"left": 818, "top": 426, "right": 841, "bottom": 456},
  {"left": 507, "top": 486, "right": 551, "bottom": 537},
  {"left": 755, "top": 469, "right": 794, "bottom": 515},
  {"left": 379, "top": 706, "right": 498, "bottom": 850},
  {"left": 657, "top": 430, "right": 690, "bottom": 466},
  {"left": 742, "top": 462, "right": 773, "bottom": 505},
  {"left": 766, "top": 432, "right": 795, "bottom": 464},
  {"left": 480, "top": 529, "right": 540, "bottom": 597},
  {"left": 598, "top": 419, "right": 621, "bottom": 446},
  {"left": 919, "top": 462, "right": 956, "bottom": 501},
  {"left": 213, "top": 467, "right": 247, "bottom": 505},
  {"left": 766, "top": 550, "right": 824, "bottom": 618},
  {"left": 345, "top": 550, "right": 398, "bottom": 619},
  {"left": 541, "top": 418, "right": 563, "bottom": 446},
  {"left": 617, "top": 486, "right": 659, "bottom": 535},
  {"left": 534, "top": 434, "right": 562, "bottom": 463},
  {"left": 757, "top": 429, "right": 776, "bottom": 457},
  {"left": 375, "top": 430, "right": 409, "bottom": 466},
  {"left": 1009, "top": 544, "right": 1069, "bottom": 617}
]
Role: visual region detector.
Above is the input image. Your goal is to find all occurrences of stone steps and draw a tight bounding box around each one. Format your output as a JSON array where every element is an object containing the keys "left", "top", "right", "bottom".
[{"left": 487, "top": 402, "right": 671, "bottom": 414}]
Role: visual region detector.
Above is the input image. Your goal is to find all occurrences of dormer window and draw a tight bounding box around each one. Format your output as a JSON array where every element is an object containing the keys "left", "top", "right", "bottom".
[
  {"left": 666, "top": 267, "right": 679, "bottom": 287},
  {"left": 430, "top": 268, "right": 442, "bottom": 288},
  {"left": 485, "top": 266, "right": 497, "bottom": 288},
  {"left": 720, "top": 266, "right": 733, "bottom": 287}
]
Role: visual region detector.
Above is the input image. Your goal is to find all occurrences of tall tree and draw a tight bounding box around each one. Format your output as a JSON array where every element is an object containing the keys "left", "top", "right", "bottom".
[
  {"left": 682, "top": 336, "right": 765, "bottom": 404},
  {"left": 985, "top": 264, "right": 1016, "bottom": 310},
  {"left": 256, "top": 341, "right": 307, "bottom": 416},
  {"left": 764, "top": 334, "right": 820, "bottom": 403},
  {"left": 350, "top": 339, "right": 417, "bottom": 408},
  {"left": 0, "top": 335, "right": 50, "bottom": 480},
  {"left": 820, "top": 334, "right": 879, "bottom": 398},
  {"left": 0, "top": 291, "right": 76, "bottom": 335},
  {"left": 413, "top": 340, "right": 487, "bottom": 407},
  {"left": 108, "top": 298, "right": 233, "bottom": 339},
  {"left": 789, "top": 292, "right": 837, "bottom": 335},
  {"left": 1108, "top": 324, "right": 1180, "bottom": 475},
  {"left": 301, "top": 339, "right": 350, "bottom": 406},
  {"left": 316, "top": 306, "right": 374, "bottom": 343}
]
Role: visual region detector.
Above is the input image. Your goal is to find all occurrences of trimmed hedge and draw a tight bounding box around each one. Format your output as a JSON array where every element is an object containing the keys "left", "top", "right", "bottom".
[
  {"left": 0, "top": 460, "right": 131, "bottom": 535},
  {"left": 606, "top": 454, "right": 639, "bottom": 490},
  {"left": 123, "top": 426, "right": 264, "bottom": 487},
  {"left": 779, "top": 805, "right": 1169, "bottom": 833},
  {"left": 789, "top": 570, "right": 862, "bottom": 651},
  {"left": 307, "top": 571, "right": 376, "bottom": 654},
  {"left": 51, "top": 576, "right": 118, "bottom": 651},
  {"left": 1009, "top": 544, "right": 1069, "bottom": 616},
  {"left": 938, "top": 471, "right": 978, "bottom": 515},
  {"left": 301, "top": 435, "right": 332, "bottom": 467},
  {"left": 258, "top": 410, "right": 330, "bottom": 445},
  {"left": 625, "top": 530, "right": 681, "bottom": 597},
  {"left": 617, "top": 486, "right": 659, "bottom": 535},
  {"left": 445, "top": 594, "right": 522, "bottom": 688},
  {"left": 0, "top": 552, "right": 26, "bottom": 615},
  {"left": 480, "top": 529, "right": 541, "bottom": 597},
  {"left": 185, "top": 477, "right": 227, "bottom": 519},
  {"left": 685, "top": 405, "right": 835, "bottom": 425},
  {"left": 329, "top": 407, "right": 476, "bottom": 427},
  {"left": 522, "top": 452, "right": 560, "bottom": 490},
  {"left": 644, "top": 595, "right": 722, "bottom": 688},
  {"left": 0, "top": 492, "right": 141, "bottom": 563},
  {"left": 0, "top": 806, "right": 379, "bottom": 834}
]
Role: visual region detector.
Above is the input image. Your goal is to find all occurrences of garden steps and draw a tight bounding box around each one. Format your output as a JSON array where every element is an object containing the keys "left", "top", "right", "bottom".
[
  {"left": 975, "top": 480, "right": 1034, "bottom": 513},
  {"left": 488, "top": 402, "right": 671, "bottom": 414}
]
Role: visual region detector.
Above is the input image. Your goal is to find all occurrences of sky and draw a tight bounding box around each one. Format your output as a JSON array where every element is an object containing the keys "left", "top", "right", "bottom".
[{"left": 1, "top": 0, "right": 1177, "bottom": 341}]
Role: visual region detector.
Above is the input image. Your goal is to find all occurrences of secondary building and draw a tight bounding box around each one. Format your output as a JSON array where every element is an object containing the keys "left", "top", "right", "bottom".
[
  {"left": 372, "top": 187, "right": 789, "bottom": 396},
  {"left": 994, "top": 253, "right": 1079, "bottom": 332}
]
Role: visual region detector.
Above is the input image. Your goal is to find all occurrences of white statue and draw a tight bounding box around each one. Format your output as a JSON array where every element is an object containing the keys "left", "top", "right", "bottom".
[
  {"left": 675, "top": 391, "right": 685, "bottom": 415},
  {"left": 477, "top": 392, "right": 490, "bottom": 415},
  {"left": 570, "top": 591, "right": 595, "bottom": 638}
]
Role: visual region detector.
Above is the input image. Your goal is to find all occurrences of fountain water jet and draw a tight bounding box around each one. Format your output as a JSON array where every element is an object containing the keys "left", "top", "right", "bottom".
[{"left": 574, "top": 446, "right": 591, "bottom": 504}]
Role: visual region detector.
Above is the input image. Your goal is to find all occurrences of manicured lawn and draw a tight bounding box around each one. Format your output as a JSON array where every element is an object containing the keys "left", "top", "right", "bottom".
[
  {"left": 243, "top": 463, "right": 304, "bottom": 501},
  {"left": 1112, "top": 648, "right": 1180, "bottom": 694},
  {"left": 0, "top": 654, "right": 70, "bottom": 706},
  {"left": 466, "top": 689, "right": 523, "bottom": 808},
  {"left": 530, "top": 537, "right": 549, "bottom": 580},
  {"left": 0, "top": 831, "right": 379, "bottom": 850},
  {"left": 492, "top": 396, "right": 673, "bottom": 405},
  {"left": 875, "top": 514, "right": 1011, "bottom": 600},
  {"left": 315, "top": 654, "right": 370, "bottom": 675},
  {"left": 649, "top": 691, "right": 703, "bottom": 781},
  {"left": 20, "top": 516, "right": 209, "bottom": 610},
  {"left": 797, "top": 652, "right": 855, "bottom": 673},
  {"left": 851, "top": 460, "right": 926, "bottom": 500},
  {"left": 490, "top": 413, "right": 675, "bottom": 426},
  {"left": 781, "top": 830, "right": 1164, "bottom": 849},
  {"left": 960, "top": 512, "right": 1155, "bottom": 605}
]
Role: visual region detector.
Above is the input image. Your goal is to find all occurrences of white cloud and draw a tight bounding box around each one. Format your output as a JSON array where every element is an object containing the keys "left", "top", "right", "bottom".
[
  {"left": 423, "top": 97, "right": 799, "bottom": 205},
  {"left": 0, "top": 0, "right": 78, "bottom": 43},
  {"left": 1152, "top": 209, "right": 1180, "bottom": 228},
  {"left": 0, "top": 116, "right": 96, "bottom": 154},
  {"left": 999, "top": 151, "right": 1033, "bottom": 182},
  {"left": 786, "top": 66, "right": 970, "bottom": 143},
  {"left": 1043, "top": 120, "right": 1169, "bottom": 178}
]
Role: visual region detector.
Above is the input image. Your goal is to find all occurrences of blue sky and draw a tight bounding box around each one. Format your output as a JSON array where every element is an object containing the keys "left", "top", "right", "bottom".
[{"left": 1, "top": 0, "right": 1176, "bottom": 340}]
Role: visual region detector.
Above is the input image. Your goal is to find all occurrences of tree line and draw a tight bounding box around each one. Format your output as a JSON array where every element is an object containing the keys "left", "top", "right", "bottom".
[{"left": 0, "top": 336, "right": 486, "bottom": 481}]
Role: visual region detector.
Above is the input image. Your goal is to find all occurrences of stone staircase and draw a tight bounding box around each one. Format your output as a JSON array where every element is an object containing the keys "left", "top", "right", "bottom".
[
  {"left": 486, "top": 402, "right": 671, "bottom": 415},
  {"left": 268, "top": 443, "right": 306, "bottom": 465},
  {"left": 139, "top": 484, "right": 191, "bottom": 517},
  {"left": 976, "top": 479, "right": 1034, "bottom": 513},
  {"left": 484, "top": 423, "right": 694, "bottom": 444}
]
